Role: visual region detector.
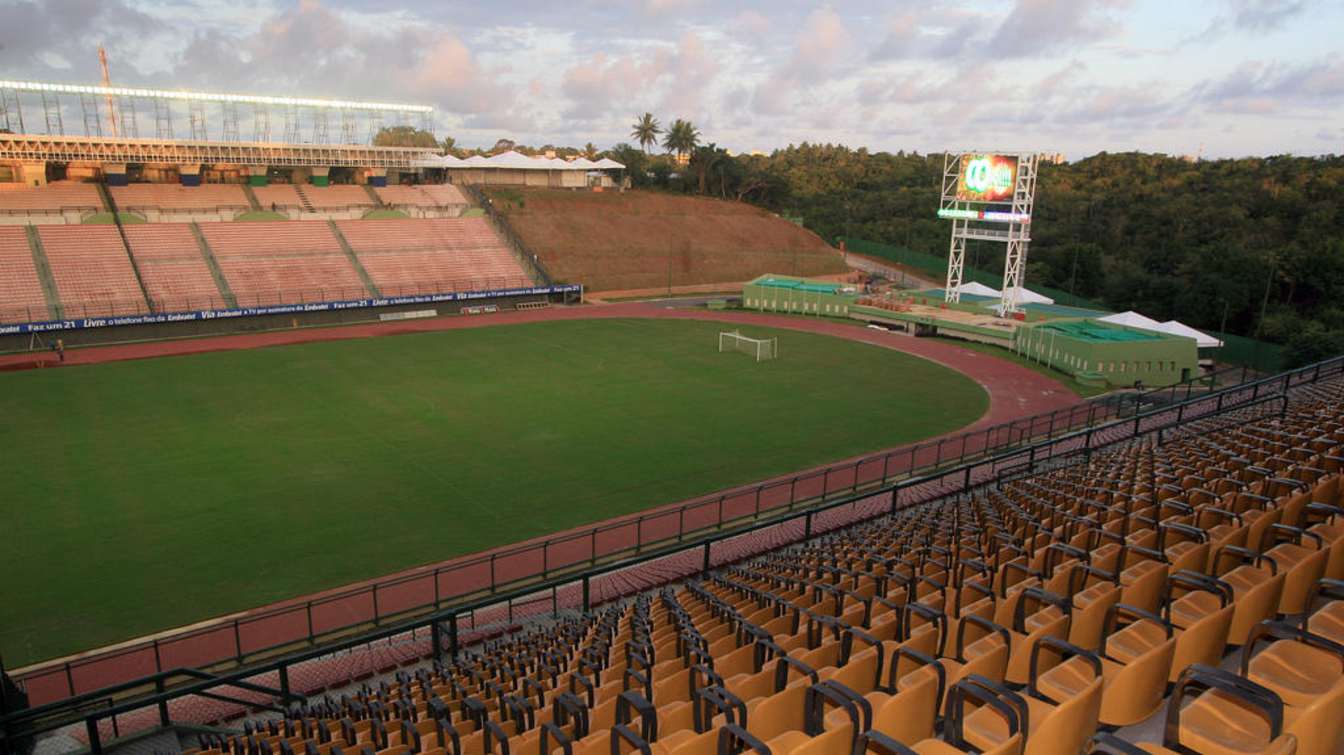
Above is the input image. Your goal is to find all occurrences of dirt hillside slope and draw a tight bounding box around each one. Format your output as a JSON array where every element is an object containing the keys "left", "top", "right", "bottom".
[{"left": 486, "top": 189, "right": 847, "bottom": 291}]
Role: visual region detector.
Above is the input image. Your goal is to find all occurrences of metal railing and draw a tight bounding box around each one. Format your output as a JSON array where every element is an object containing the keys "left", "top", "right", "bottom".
[
  {"left": 460, "top": 184, "right": 555, "bottom": 286},
  {"left": 11, "top": 353, "right": 1340, "bottom": 714},
  {"left": 5, "top": 354, "right": 1338, "bottom": 753}
]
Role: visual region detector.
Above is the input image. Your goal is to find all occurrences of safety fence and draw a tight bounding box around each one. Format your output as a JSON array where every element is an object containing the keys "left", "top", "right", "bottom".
[{"left": 4, "top": 353, "right": 1338, "bottom": 754}]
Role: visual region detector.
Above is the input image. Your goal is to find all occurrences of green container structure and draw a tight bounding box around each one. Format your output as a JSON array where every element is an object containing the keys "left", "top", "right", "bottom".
[
  {"left": 1013, "top": 319, "right": 1199, "bottom": 388},
  {"left": 742, "top": 275, "right": 860, "bottom": 318}
]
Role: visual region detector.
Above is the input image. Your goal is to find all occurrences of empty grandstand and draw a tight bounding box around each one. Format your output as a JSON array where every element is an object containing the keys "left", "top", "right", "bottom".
[
  {"left": 122, "top": 224, "right": 227, "bottom": 312},
  {"left": 197, "top": 220, "right": 368, "bottom": 305},
  {"left": 37, "top": 225, "right": 147, "bottom": 317},
  {"left": 335, "top": 218, "right": 530, "bottom": 295},
  {"left": 111, "top": 184, "right": 250, "bottom": 222},
  {"left": 0, "top": 180, "right": 104, "bottom": 224},
  {"left": 0, "top": 226, "right": 49, "bottom": 322}
]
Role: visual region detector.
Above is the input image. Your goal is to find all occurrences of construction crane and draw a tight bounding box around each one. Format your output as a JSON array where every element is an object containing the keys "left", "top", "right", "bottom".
[{"left": 98, "top": 45, "right": 118, "bottom": 137}]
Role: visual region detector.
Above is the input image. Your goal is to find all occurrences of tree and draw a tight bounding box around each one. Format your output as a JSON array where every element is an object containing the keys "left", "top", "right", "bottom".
[
  {"left": 631, "top": 113, "right": 661, "bottom": 154},
  {"left": 662, "top": 119, "right": 701, "bottom": 161},
  {"left": 583, "top": 142, "right": 599, "bottom": 160},
  {"left": 689, "top": 143, "right": 726, "bottom": 195},
  {"left": 441, "top": 136, "right": 458, "bottom": 155},
  {"left": 608, "top": 143, "right": 650, "bottom": 186},
  {"left": 372, "top": 126, "right": 438, "bottom": 149}
]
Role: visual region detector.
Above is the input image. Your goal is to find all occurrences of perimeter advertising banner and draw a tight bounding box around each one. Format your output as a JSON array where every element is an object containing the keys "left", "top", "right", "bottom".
[
  {"left": 0, "top": 284, "right": 583, "bottom": 335},
  {"left": 955, "top": 154, "right": 1018, "bottom": 203}
]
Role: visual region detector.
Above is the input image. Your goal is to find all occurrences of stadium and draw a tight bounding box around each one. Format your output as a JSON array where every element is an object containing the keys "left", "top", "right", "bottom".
[{"left": 0, "top": 42, "right": 1342, "bottom": 755}]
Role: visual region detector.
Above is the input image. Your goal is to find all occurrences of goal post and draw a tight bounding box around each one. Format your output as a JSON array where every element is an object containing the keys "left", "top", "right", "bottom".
[{"left": 718, "top": 330, "right": 778, "bottom": 362}]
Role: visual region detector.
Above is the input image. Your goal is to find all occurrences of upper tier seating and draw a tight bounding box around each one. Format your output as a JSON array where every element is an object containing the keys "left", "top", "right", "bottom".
[
  {"left": 123, "top": 225, "right": 225, "bottom": 312},
  {"left": 111, "top": 184, "right": 250, "bottom": 212},
  {"left": 0, "top": 181, "right": 103, "bottom": 217},
  {"left": 335, "top": 218, "right": 531, "bottom": 294},
  {"left": 37, "top": 226, "right": 148, "bottom": 317},
  {"left": 0, "top": 226, "right": 50, "bottom": 323},
  {"left": 199, "top": 378, "right": 1344, "bottom": 755},
  {"left": 198, "top": 221, "right": 366, "bottom": 306},
  {"left": 299, "top": 185, "right": 375, "bottom": 210},
  {"left": 375, "top": 184, "right": 468, "bottom": 209},
  {"left": 200, "top": 221, "right": 343, "bottom": 257},
  {"left": 252, "top": 184, "right": 304, "bottom": 211}
]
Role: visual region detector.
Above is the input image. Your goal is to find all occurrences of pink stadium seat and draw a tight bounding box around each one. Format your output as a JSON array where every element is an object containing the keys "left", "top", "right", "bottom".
[
  {"left": 334, "top": 218, "right": 531, "bottom": 294},
  {"left": 37, "top": 226, "right": 149, "bottom": 318},
  {"left": 110, "top": 184, "right": 249, "bottom": 211},
  {"left": 198, "top": 221, "right": 368, "bottom": 305},
  {"left": 0, "top": 227, "right": 50, "bottom": 323},
  {"left": 199, "top": 221, "right": 343, "bottom": 257},
  {"left": 251, "top": 184, "right": 303, "bottom": 210},
  {"left": 297, "top": 185, "right": 374, "bottom": 210},
  {"left": 373, "top": 184, "right": 467, "bottom": 209},
  {"left": 217, "top": 256, "right": 369, "bottom": 307},
  {"left": 123, "top": 225, "right": 226, "bottom": 312},
  {"left": 0, "top": 181, "right": 103, "bottom": 213}
]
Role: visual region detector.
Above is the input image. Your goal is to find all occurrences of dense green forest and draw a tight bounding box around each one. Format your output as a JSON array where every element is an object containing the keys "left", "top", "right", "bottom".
[{"left": 610, "top": 144, "right": 1344, "bottom": 366}]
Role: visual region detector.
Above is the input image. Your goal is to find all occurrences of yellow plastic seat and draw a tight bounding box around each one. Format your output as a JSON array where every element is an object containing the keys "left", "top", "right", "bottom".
[{"left": 1166, "top": 665, "right": 1297, "bottom": 755}]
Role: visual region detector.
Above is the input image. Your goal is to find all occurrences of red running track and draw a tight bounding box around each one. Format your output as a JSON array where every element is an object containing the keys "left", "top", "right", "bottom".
[{"left": 9, "top": 303, "right": 1080, "bottom": 703}]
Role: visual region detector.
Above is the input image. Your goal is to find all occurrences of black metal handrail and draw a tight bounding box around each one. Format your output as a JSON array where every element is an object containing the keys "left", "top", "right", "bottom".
[{"left": 460, "top": 184, "right": 555, "bottom": 286}]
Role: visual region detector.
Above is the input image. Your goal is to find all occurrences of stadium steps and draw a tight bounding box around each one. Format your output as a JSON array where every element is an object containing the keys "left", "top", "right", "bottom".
[
  {"left": 362, "top": 184, "right": 385, "bottom": 209},
  {"left": 327, "top": 220, "right": 382, "bottom": 298},
  {"left": 22, "top": 225, "right": 63, "bottom": 320},
  {"left": 293, "top": 185, "right": 317, "bottom": 214},
  {"left": 241, "top": 184, "right": 263, "bottom": 212},
  {"left": 100, "top": 183, "right": 157, "bottom": 313},
  {"left": 190, "top": 222, "right": 239, "bottom": 309}
]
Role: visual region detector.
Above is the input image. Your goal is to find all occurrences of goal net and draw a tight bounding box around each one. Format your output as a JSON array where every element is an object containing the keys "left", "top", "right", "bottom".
[{"left": 718, "top": 330, "right": 778, "bottom": 362}]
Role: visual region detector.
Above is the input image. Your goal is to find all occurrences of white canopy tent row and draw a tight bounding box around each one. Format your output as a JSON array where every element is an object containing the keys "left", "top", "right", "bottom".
[
  {"left": 410, "top": 150, "right": 627, "bottom": 189},
  {"left": 410, "top": 150, "right": 625, "bottom": 171},
  {"left": 1097, "top": 311, "right": 1224, "bottom": 349}
]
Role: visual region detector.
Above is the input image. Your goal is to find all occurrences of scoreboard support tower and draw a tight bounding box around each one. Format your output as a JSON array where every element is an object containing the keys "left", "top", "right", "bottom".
[{"left": 939, "top": 151, "right": 1038, "bottom": 315}]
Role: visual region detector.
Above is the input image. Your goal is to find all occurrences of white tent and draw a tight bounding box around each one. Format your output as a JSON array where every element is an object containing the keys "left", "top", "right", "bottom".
[
  {"left": 1098, "top": 310, "right": 1167, "bottom": 331},
  {"left": 1157, "top": 320, "right": 1224, "bottom": 349},
  {"left": 950, "top": 281, "right": 1000, "bottom": 298},
  {"left": 1005, "top": 286, "right": 1055, "bottom": 305},
  {"left": 1098, "top": 311, "right": 1222, "bottom": 348}
]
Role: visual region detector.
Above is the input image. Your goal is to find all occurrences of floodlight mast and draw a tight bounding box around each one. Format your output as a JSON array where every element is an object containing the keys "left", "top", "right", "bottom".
[{"left": 938, "top": 151, "right": 1039, "bottom": 316}]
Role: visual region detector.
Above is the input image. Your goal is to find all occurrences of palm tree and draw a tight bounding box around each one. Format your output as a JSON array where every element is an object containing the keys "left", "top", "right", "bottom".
[
  {"left": 662, "top": 119, "right": 701, "bottom": 162},
  {"left": 583, "top": 142, "right": 599, "bottom": 160},
  {"left": 630, "top": 113, "right": 661, "bottom": 154}
]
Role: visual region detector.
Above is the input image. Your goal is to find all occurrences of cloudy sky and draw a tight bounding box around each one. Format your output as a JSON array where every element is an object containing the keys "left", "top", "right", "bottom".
[{"left": 1, "top": 0, "right": 1341, "bottom": 158}]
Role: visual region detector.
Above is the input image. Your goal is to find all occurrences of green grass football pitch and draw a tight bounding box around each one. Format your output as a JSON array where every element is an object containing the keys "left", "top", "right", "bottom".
[{"left": 0, "top": 318, "right": 988, "bottom": 664}]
